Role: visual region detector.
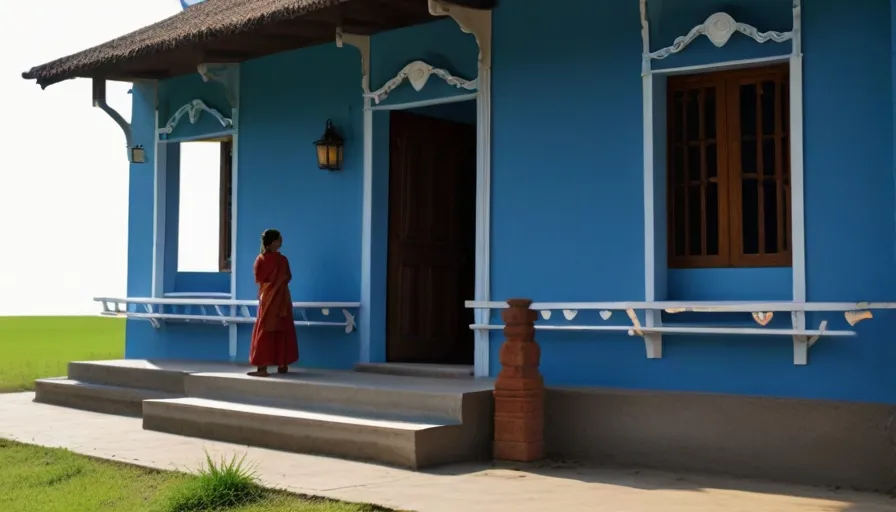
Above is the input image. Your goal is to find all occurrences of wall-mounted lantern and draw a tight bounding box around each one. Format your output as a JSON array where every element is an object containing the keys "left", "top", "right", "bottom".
[
  {"left": 314, "top": 119, "right": 344, "bottom": 171},
  {"left": 128, "top": 145, "right": 146, "bottom": 164}
]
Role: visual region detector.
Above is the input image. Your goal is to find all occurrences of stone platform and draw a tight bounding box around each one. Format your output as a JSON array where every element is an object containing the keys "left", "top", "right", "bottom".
[{"left": 34, "top": 359, "right": 494, "bottom": 469}]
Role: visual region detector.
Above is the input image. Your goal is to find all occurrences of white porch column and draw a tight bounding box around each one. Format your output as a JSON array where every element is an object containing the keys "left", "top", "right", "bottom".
[{"left": 429, "top": 0, "right": 493, "bottom": 377}]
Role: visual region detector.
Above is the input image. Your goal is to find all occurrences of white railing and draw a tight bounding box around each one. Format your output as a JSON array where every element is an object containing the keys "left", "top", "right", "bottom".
[
  {"left": 96, "top": 297, "right": 360, "bottom": 333},
  {"left": 163, "top": 292, "right": 232, "bottom": 298},
  {"left": 465, "top": 300, "right": 895, "bottom": 365}
]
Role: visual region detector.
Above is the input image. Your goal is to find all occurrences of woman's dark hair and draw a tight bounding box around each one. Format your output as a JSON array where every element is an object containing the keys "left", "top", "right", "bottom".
[{"left": 260, "top": 229, "right": 281, "bottom": 253}]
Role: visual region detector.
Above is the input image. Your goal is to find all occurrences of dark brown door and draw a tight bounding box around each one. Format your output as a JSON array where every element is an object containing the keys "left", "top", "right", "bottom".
[{"left": 386, "top": 110, "right": 476, "bottom": 365}]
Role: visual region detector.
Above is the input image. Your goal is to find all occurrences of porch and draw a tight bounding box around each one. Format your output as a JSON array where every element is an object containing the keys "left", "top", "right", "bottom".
[{"left": 34, "top": 358, "right": 493, "bottom": 469}]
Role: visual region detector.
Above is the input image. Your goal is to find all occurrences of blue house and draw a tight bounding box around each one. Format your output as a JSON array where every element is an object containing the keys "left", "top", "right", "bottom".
[{"left": 23, "top": 0, "right": 896, "bottom": 490}]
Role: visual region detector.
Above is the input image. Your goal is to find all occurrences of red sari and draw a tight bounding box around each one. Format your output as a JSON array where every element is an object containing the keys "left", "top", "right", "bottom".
[{"left": 249, "top": 251, "right": 299, "bottom": 368}]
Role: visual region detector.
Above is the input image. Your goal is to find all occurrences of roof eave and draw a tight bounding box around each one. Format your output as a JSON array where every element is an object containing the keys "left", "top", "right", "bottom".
[{"left": 21, "top": 0, "right": 498, "bottom": 89}]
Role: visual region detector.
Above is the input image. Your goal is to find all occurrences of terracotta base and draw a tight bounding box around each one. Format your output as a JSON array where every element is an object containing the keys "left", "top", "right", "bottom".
[
  {"left": 494, "top": 440, "right": 545, "bottom": 461},
  {"left": 492, "top": 298, "right": 545, "bottom": 463}
]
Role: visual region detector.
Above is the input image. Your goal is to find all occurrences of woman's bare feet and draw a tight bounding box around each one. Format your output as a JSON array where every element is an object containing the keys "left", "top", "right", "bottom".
[
  {"left": 247, "top": 366, "right": 270, "bottom": 377},
  {"left": 277, "top": 366, "right": 288, "bottom": 374}
]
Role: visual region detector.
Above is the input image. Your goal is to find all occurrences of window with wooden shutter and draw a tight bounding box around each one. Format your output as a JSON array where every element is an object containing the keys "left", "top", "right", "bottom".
[
  {"left": 667, "top": 64, "right": 791, "bottom": 268},
  {"left": 218, "top": 139, "right": 233, "bottom": 272}
]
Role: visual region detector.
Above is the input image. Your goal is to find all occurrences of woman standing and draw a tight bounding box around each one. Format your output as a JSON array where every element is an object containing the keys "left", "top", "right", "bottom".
[{"left": 248, "top": 229, "right": 298, "bottom": 377}]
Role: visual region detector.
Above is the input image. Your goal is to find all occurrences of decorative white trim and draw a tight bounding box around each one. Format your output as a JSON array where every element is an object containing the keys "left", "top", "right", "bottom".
[
  {"left": 151, "top": 104, "right": 168, "bottom": 299},
  {"left": 164, "top": 292, "right": 232, "bottom": 298},
  {"left": 336, "top": 27, "right": 371, "bottom": 95},
  {"left": 158, "top": 130, "right": 235, "bottom": 144},
  {"left": 789, "top": 0, "right": 807, "bottom": 359},
  {"left": 338, "top": 27, "right": 375, "bottom": 362},
  {"left": 96, "top": 297, "right": 360, "bottom": 334},
  {"left": 649, "top": 11, "right": 793, "bottom": 61},
  {"left": 98, "top": 297, "right": 362, "bottom": 307},
  {"left": 640, "top": 0, "right": 805, "bottom": 361},
  {"left": 640, "top": 0, "right": 660, "bottom": 359},
  {"left": 466, "top": 299, "right": 892, "bottom": 365},
  {"left": 368, "top": 93, "right": 478, "bottom": 112},
  {"left": 360, "top": 104, "right": 374, "bottom": 363},
  {"left": 466, "top": 300, "right": 896, "bottom": 313},
  {"left": 429, "top": 0, "right": 493, "bottom": 378},
  {"left": 651, "top": 55, "right": 789, "bottom": 76},
  {"left": 158, "top": 99, "right": 233, "bottom": 136},
  {"left": 197, "top": 63, "right": 240, "bottom": 108},
  {"left": 336, "top": 27, "right": 373, "bottom": 360},
  {"left": 366, "top": 60, "right": 478, "bottom": 105},
  {"left": 228, "top": 67, "right": 241, "bottom": 360},
  {"left": 473, "top": 63, "right": 492, "bottom": 377}
]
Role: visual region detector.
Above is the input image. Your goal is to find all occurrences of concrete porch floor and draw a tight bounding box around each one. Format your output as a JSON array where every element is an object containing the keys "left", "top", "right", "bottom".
[
  {"left": 1, "top": 392, "right": 893, "bottom": 512},
  {"left": 34, "top": 359, "right": 496, "bottom": 468},
  {"left": 62, "top": 358, "right": 491, "bottom": 393}
]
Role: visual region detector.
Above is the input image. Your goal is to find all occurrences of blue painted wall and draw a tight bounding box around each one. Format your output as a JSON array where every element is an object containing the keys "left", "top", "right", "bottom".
[
  {"left": 159, "top": 74, "right": 232, "bottom": 141},
  {"left": 124, "top": 83, "right": 157, "bottom": 358},
  {"left": 370, "top": 19, "right": 478, "bottom": 107},
  {"left": 233, "top": 42, "right": 365, "bottom": 369},
  {"left": 490, "top": 0, "right": 896, "bottom": 403},
  {"left": 124, "top": 82, "right": 232, "bottom": 360},
  {"left": 123, "top": 0, "right": 896, "bottom": 402},
  {"left": 125, "top": 18, "right": 476, "bottom": 367}
]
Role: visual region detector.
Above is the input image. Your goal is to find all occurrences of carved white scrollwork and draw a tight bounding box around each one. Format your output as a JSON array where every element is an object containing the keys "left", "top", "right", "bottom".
[
  {"left": 649, "top": 11, "right": 793, "bottom": 61},
  {"left": 159, "top": 99, "right": 233, "bottom": 136},
  {"left": 365, "top": 60, "right": 478, "bottom": 105}
]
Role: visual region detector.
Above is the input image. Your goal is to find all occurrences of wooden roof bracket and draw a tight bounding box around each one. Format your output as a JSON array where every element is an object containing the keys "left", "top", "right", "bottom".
[
  {"left": 197, "top": 63, "right": 240, "bottom": 109},
  {"left": 428, "top": 0, "right": 491, "bottom": 68},
  {"left": 92, "top": 78, "right": 143, "bottom": 163},
  {"left": 336, "top": 26, "right": 371, "bottom": 96}
]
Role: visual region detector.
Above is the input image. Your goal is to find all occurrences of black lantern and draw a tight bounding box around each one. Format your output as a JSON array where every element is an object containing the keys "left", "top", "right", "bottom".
[{"left": 314, "top": 119, "right": 344, "bottom": 171}]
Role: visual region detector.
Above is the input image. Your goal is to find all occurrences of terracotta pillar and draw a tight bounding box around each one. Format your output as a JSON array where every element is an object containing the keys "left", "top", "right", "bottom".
[{"left": 493, "top": 298, "right": 544, "bottom": 462}]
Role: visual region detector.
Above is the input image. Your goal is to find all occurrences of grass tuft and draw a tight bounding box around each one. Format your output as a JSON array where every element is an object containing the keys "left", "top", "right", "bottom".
[{"left": 163, "top": 452, "right": 263, "bottom": 512}]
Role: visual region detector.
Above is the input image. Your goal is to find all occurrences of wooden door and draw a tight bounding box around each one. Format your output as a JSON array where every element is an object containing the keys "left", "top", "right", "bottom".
[{"left": 386, "top": 110, "right": 476, "bottom": 364}]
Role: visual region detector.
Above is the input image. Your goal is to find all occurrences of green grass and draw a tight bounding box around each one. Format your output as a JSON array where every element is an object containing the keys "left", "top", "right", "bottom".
[
  {"left": 0, "top": 316, "right": 125, "bottom": 392},
  {"left": 0, "top": 440, "right": 396, "bottom": 512},
  {"left": 0, "top": 319, "right": 407, "bottom": 511}
]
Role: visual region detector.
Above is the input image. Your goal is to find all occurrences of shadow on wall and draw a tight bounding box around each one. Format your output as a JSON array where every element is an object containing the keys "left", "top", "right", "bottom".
[{"left": 405, "top": 100, "right": 476, "bottom": 125}]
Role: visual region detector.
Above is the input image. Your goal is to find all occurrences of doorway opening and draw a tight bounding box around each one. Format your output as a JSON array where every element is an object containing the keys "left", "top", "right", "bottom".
[{"left": 385, "top": 100, "right": 477, "bottom": 365}]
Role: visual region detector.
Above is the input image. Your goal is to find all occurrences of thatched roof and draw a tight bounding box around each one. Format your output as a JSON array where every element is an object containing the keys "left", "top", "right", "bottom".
[{"left": 22, "top": 0, "right": 495, "bottom": 88}]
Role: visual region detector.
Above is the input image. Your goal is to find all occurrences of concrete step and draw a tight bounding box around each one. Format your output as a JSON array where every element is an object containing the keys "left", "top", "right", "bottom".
[
  {"left": 354, "top": 363, "right": 474, "bottom": 379},
  {"left": 184, "top": 371, "right": 491, "bottom": 422},
  {"left": 143, "top": 397, "right": 486, "bottom": 468},
  {"left": 68, "top": 360, "right": 188, "bottom": 394},
  {"left": 34, "top": 378, "right": 181, "bottom": 417}
]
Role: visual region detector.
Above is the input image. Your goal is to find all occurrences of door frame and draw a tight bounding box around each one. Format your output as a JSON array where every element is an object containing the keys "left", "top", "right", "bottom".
[{"left": 352, "top": 13, "right": 492, "bottom": 377}]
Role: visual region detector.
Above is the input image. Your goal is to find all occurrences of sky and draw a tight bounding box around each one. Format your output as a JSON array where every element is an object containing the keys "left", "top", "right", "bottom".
[{"left": 0, "top": 0, "right": 220, "bottom": 316}]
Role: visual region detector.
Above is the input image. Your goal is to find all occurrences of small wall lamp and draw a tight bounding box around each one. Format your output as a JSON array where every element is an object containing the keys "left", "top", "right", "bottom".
[
  {"left": 128, "top": 145, "right": 146, "bottom": 164},
  {"left": 314, "top": 119, "right": 344, "bottom": 171}
]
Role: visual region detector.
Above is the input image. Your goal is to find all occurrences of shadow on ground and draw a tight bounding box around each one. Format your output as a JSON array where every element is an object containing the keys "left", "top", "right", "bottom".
[{"left": 424, "top": 457, "right": 896, "bottom": 510}]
